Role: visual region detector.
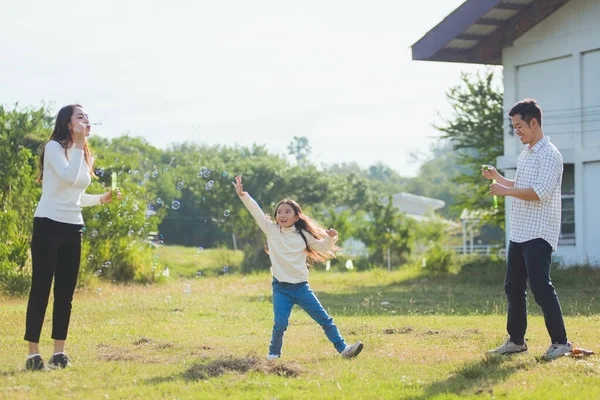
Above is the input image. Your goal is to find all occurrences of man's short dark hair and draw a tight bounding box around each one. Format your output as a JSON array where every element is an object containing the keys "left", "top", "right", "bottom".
[{"left": 508, "top": 98, "right": 542, "bottom": 127}]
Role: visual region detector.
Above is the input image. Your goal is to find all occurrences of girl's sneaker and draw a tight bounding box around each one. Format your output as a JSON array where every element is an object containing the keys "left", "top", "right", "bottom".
[{"left": 341, "top": 341, "right": 363, "bottom": 358}]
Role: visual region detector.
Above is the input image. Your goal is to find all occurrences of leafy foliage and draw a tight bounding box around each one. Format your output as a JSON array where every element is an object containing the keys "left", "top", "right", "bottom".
[
  {"left": 434, "top": 69, "right": 505, "bottom": 228},
  {"left": 0, "top": 74, "right": 505, "bottom": 294}
]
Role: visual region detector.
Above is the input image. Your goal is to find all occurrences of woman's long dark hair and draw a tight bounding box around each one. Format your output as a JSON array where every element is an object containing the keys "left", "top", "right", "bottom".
[
  {"left": 265, "top": 198, "right": 340, "bottom": 265},
  {"left": 37, "top": 104, "right": 95, "bottom": 182}
]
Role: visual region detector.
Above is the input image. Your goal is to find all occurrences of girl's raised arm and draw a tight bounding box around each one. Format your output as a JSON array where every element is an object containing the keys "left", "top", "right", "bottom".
[{"left": 233, "top": 175, "right": 271, "bottom": 234}]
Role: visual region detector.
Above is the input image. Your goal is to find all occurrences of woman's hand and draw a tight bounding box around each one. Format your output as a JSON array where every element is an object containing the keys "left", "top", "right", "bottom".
[
  {"left": 100, "top": 189, "right": 122, "bottom": 205},
  {"left": 73, "top": 122, "right": 88, "bottom": 148}
]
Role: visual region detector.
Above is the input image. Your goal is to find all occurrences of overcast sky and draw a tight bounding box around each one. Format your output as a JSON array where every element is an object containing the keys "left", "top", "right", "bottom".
[{"left": 0, "top": 0, "right": 494, "bottom": 176}]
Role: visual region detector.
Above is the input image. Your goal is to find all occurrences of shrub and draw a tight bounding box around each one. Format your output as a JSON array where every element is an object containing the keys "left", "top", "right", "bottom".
[{"left": 422, "top": 245, "right": 456, "bottom": 274}]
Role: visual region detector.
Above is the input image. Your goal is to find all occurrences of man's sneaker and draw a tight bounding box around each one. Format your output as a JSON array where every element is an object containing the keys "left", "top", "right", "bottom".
[
  {"left": 543, "top": 342, "right": 572, "bottom": 360},
  {"left": 341, "top": 341, "right": 363, "bottom": 358},
  {"left": 266, "top": 354, "right": 280, "bottom": 361},
  {"left": 487, "top": 339, "right": 527, "bottom": 355},
  {"left": 25, "top": 355, "right": 45, "bottom": 371},
  {"left": 49, "top": 353, "right": 71, "bottom": 368}
]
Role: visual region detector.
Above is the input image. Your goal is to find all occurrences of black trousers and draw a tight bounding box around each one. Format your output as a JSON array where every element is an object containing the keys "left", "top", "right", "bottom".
[
  {"left": 24, "top": 217, "right": 83, "bottom": 342},
  {"left": 505, "top": 239, "right": 568, "bottom": 345}
]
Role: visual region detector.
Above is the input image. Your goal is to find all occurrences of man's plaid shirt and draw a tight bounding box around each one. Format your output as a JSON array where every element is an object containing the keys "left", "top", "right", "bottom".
[{"left": 510, "top": 136, "right": 563, "bottom": 251}]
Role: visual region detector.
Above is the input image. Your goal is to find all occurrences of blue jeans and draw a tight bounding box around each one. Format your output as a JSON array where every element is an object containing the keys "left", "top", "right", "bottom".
[
  {"left": 505, "top": 239, "right": 568, "bottom": 345},
  {"left": 269, "top": 278, "right": 347, "bottom": 356}
]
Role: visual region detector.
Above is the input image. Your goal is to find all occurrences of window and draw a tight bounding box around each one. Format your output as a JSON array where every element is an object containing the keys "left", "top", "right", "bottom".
[{"left": 560, "top": 164, "right": 575, "bottom": 245}]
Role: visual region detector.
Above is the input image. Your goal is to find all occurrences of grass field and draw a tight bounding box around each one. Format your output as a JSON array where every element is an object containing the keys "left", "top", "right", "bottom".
[
  {"left": 153, "top": 246, "right": 245, "bottom": 278},
  {"left": 1, "top": 247, "right": 599, "bottom": 399}
]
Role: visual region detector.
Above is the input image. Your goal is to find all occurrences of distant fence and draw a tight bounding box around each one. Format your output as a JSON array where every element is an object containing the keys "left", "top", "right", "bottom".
[{"left": 449, "top": 244, "right": 505, "bottom": 257}]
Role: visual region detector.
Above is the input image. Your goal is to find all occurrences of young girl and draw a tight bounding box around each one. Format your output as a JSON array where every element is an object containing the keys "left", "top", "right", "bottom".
[
  {"left": 232, "top": 175, "right": 363, "bottom": 360},
  {"left": 24, "top": 104, "right": 121, "bottom": 371}
]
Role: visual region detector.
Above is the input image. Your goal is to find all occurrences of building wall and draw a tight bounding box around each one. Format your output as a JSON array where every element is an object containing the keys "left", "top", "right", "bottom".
[
  {"left": 583, "top": 161, "right": 600, "bottom": 265},
  {"left": 499, "top": 0, "right": 600, "bottom": 265}
]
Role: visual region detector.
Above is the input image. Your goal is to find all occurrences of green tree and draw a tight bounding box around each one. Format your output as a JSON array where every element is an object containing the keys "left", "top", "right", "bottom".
[
  {"left": 324, "top": 161, "right": 407, "bottom": 198},
  {"left": 357, "top": 196, "right": 414, "bottom": 267},
  {"left": 0, "top": 104, "right": 52, "bottom": 294},
  {"left": 145, "top": 141, "right": 354, "bottom": 273},
  {"left": 435, "top": 69, "right": 505, "bottom": 228},
  {"left": 404, "top": 141, "right": 468, "bottom": 220},
  {"left": 287, "top": 136, "right": 311, "bottom": 165},
  {"left": 82, "top": 135, "right": 167, "bottom": 282},
  {"left": 0, "top": 104, "right": 171, "bottom": 294}
]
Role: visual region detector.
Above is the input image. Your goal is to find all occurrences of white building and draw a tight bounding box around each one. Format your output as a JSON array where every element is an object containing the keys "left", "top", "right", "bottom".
[
  {"left": 412, "top": 0, "right": 600, "bottom": 265},
  {"left": 391, "top": 192, "right": 446, "bottom": 221}
]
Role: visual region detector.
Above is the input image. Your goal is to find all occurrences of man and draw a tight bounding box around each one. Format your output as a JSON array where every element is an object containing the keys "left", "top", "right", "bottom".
[{"left": 482, "top": 98, "right": 571, "bottom": 360}]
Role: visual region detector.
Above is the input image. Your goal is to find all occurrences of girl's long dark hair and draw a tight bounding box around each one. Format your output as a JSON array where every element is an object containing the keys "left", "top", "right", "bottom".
[
  {"left": 265, "top": 198, "right": 340, "bottom": 265},
  {"left": 37, "top": 104, "right": 95, "bottom": 182}
]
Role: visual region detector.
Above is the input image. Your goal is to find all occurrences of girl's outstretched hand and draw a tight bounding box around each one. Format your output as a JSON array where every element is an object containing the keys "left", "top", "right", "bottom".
[
  {"left": 326, "top": 228, "right": 338, "bottom": 238},
  {"left": 232, "top": 175, "right": 246, "bottom": 197}
]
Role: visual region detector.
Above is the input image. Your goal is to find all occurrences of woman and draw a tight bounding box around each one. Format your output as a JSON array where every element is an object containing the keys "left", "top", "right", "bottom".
[{"left": 24, "top": 104, "right": 121, "bottom": 371}]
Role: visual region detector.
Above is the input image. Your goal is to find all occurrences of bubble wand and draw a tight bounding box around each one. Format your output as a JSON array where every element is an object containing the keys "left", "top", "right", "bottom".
[{"left": 482, "top": 165, "right": 498, "bottom": 209}]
